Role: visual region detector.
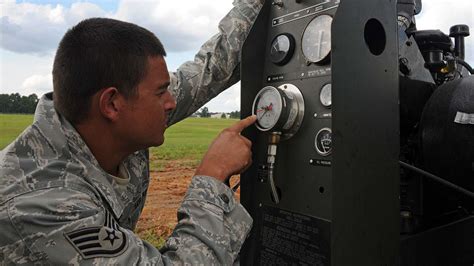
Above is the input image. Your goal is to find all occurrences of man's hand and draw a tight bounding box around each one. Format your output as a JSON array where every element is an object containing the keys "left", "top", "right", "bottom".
[{"left": 195, "top": 115, "right": 257, "bottom": 182}]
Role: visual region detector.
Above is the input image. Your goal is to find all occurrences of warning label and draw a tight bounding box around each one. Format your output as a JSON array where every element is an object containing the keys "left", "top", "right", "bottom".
[{"left": 257, "top": 206, "right": 331, "bottom": 265}]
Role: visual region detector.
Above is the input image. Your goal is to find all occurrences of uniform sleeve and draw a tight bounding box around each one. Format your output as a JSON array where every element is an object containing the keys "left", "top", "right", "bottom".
[
  {"left": 167, "top": 0, "right": 262, "bottom": 125},
  {"left": 2, "top": 176, "right": 252, "bottom": 265}
]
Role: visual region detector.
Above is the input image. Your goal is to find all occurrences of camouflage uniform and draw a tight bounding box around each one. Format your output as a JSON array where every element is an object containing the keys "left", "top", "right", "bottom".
[{"left": 0, "top": 0, "right": 261, "bottom": 264}]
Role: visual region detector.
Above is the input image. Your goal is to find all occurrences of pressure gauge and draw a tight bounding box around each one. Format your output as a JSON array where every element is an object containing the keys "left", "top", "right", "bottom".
[
  {"left": 253, "top": 86, "right": 283, "bottom": 130},
  {"left": 270, "top": 33, "right": 295, "bottom": 65},
  {"left": 252, "top": 84, "right": 305, "bottom": 139},
  {"left": 315, "top": 128, "right": 332, "bottom": 156},
  {"left": 320, "top": 83, "right": 332, "bottom": 108},
  {"left": 302, "top": 15, "right": 333, "bottom": 64}
]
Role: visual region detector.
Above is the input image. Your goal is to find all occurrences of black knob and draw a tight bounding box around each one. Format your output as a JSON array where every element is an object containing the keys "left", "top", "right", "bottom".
[
  {"left": 449, "top": 24, "right": 470, "bottom": 60},
  {"left": 449, "top": 24, "right": 470, "bottom": 38}
]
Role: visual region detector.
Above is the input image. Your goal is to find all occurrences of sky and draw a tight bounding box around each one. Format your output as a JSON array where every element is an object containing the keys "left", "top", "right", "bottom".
[{"left": 1, "top": 0, "right": 473, "bottom": 112}]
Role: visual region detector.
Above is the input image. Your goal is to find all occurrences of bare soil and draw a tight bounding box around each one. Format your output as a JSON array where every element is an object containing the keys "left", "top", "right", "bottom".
[{"left": 135, "top": 160, "right": 240, "bottom": 240}]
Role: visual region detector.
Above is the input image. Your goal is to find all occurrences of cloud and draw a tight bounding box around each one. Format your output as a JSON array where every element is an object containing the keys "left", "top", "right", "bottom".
[
  {"left": 0, "top": 0, "right": 232, "bottom": 55},
  {"left": 204, "top": 82, "right": 241, "bottom": 112},
  {"left": 21, "top": 74, "right": 53, "bottom": 96},
  {"left": 113, "top": 0, "right": 232, "bottom": 52},
  {"left": 0, "top": 1, "right": 109, "bottom": 55}
]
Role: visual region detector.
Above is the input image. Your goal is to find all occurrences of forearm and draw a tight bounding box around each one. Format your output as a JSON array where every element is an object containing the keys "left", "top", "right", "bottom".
[
  {"left": 160, "top": 175, "right": 253, "bottom": 264},
  {"left": 167, "top": 0, "right": 263, "bottom": 125}
]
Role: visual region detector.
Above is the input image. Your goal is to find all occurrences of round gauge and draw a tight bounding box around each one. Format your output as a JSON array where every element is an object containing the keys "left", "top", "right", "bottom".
[
  {"left": 252, "top": 86, "right": 283, "bottom": 131},
  {"left": 302, "top": 15, "right": 333, "bottom": 64},
  {"left": 270, "top": 33, "right": 295, "bottom": 65},
  {"left": 315, "top": 128, "right": 332, "bottom": 156},
  {"left": 320, "top": 83, "right": 332, "bottom": 108},
  {"left": 252, "top": 84, "right": 305, "bottom": 138}
]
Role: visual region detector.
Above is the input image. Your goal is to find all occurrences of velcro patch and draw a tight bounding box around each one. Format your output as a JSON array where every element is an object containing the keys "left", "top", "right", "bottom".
[{"left": 64, "top": 211, "right": 127, "bottom": 259}]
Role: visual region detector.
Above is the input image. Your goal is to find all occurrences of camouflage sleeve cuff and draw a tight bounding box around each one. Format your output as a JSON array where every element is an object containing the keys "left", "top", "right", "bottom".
[
  {"left": 185, "top": 175, "right": 239, "bottom": 213},
  {"left": 181, "top": 175, "right": 253, "bottom": 258}
]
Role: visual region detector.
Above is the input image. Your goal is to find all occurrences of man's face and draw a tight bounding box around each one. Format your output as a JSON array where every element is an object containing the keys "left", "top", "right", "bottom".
[{"left": 118, "top": 56, "right": 176, "bottom": 150}]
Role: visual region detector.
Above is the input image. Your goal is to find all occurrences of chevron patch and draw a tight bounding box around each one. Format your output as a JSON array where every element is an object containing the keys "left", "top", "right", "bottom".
[{"left": 64, "top": 211, "right": 128, "bottom": 259}]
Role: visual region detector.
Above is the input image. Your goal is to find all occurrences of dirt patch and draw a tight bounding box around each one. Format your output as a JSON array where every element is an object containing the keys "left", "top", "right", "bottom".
[{"left": 135, "top": 161, "right": 241, "bottom": 241}]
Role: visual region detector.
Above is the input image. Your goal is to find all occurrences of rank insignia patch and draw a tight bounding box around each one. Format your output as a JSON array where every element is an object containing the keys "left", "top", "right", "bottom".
[{"left": 64, "top": 211, "right": 128, "bottom": 259}]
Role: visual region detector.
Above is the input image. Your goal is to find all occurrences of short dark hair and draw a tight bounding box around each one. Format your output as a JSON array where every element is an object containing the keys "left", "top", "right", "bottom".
[{"left": 53, "top": 17, "right": 166, "bottom": 124}]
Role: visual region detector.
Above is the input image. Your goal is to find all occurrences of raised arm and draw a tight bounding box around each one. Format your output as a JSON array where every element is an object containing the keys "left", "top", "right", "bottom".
[{"left": 167, "top": 0, "right": 262, "bottom": 125}]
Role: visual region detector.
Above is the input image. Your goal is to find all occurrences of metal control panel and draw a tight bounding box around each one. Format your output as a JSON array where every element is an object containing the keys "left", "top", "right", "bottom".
[{"left": 240, "top": 0, "right": 400, "bottom": 265}]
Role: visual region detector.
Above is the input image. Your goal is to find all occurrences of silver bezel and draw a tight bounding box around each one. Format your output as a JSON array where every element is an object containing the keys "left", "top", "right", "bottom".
[
  {"left": 252, "top": 86, "right": 283, "bottom": 132},
  {"left": 315, "top": 127, "right": 332, "bottom": 156},
  {"left": 278, "top": 83, "right": 305, "bottom": 140}
]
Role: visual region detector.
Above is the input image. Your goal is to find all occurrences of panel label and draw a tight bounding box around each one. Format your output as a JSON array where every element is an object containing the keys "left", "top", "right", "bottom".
[
  {"left": 257, "top": 206, "right": 331, "bottom": 265},
  {"left": 272, "top": 0, "right": 339, "bottom": 27}
]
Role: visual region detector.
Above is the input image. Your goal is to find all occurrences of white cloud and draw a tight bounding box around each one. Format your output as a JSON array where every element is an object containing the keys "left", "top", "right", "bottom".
[
  {"left": 20, "top": 74, "right": 53, "bottom": 96},
  {"left": 204, "top": 82, "right": 241, "bottom": 113},
  {"left": 114, "top": 0, "right": 233, "bottom": 52},
  {"left": 0, "top": 0, "right": 109, "bottom": 55},
  {"left": 0, "top": 0, "right": 232, "bottom": 55}
]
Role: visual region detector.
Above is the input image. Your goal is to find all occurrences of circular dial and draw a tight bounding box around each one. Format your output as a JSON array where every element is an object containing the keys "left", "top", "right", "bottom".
[
  {"left": 270, "top": 34, "right": 295, "bottom": 65},
  {"left": 320, "top": 83, "right": 332, "bottom": 108},
  {"left": 302, "top": 15, "right": 333, "bottom": 63},
  {"left": 315, "top": 128, "right": 332, "bottom": 156},
  {"left": 253, "top": 86, "right": 283, "bottom": 131}
]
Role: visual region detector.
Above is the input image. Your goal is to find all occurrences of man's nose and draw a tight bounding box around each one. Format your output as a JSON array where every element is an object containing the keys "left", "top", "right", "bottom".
[{"left": 165, "top": 92, "right": 177, "bottom": 111}]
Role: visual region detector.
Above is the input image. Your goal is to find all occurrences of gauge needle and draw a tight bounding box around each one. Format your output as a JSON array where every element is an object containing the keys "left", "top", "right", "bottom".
[{"left": 257, "top": 103, "right": 273, "bottom": 119}]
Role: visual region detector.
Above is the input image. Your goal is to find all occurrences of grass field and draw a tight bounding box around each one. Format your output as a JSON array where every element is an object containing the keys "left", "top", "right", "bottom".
[
  {"left": 150, "top": 117, "right": 237, "bottom": 171},
  {"left": 0, "top": 114, "right": 34, "bottom": 149},
  {"left": 0, "top": 114, "right": 236, "bottom": 166}
]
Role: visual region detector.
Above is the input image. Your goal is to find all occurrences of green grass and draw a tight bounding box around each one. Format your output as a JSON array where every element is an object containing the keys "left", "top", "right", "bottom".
[
  {"left": 0, "top": 114, "right": 34, "bottom": 149},
  {"left": 150, "top": 118, "right": 237, "bottom": 171},
  {"left": 0, "top": 114, "right": 237, "bottom": 170}
]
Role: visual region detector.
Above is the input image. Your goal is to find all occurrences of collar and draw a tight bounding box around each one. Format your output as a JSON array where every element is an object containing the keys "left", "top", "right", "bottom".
[{"left": 33, "top": 93, "right": 142, "bottom": 218}]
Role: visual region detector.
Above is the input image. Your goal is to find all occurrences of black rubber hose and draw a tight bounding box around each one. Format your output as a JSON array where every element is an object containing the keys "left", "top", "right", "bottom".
[
  {"left": 399, "top": 161, "right": 474, "bottom": 199},
  {"left": 457, "top": 58, "right": 474, "bottom": 74}
]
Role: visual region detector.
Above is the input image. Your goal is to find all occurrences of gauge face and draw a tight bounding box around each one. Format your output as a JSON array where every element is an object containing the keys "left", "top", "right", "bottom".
[
  {"left": 302, "top": 15, "right": 333, "bottom": 63},
  {"left": 252, "top": 86, "right": 283, "bottom": 131},
  {"left": 315, "top": 128, "right": 332, "bottom": 156},
  {"left": 320, "top": 83, "right": 332, "bottom": 108},
  {"left": 270, "top": 34, "right": 295, "bottom": 65}
]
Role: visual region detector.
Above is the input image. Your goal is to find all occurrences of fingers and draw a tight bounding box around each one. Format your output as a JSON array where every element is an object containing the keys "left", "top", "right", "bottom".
[
  {"left": 228, "top": 115, "right": 257, "bottom": 133},
  {"left": 240, "top": 135, "right": 252, "bottom": 148}
]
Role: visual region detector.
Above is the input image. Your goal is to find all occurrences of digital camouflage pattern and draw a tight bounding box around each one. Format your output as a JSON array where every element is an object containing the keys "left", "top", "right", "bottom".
[{"left": 0, "top": 0, "right": 261, "bottom": 264}]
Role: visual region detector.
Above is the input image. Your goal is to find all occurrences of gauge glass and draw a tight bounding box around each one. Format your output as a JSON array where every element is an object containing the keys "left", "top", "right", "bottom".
[
  {"left": 320, "top": 83, "right": 332, "bottom": 107},
  {"left": 315, "top": 128, "right": 332, "bottom": 156},
  {"left": 270, "top": 34, "right": 295, "bottom": 65},
  {"left": 302, "top": 15, "right": 333, "bottom": 63},
  {"left": 253, "top": 87, "right": 283, "bottom": 131}
]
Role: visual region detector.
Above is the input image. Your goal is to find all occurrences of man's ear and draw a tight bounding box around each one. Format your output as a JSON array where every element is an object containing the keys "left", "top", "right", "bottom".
[{"left": 98, "top": 87, "right": 123, "bottom": 122}]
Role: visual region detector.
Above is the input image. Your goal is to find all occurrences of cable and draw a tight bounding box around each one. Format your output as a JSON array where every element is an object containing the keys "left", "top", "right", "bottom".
[
  {"left": 457, "top": 58, "right": 474, "bottom": 74},
  {"left": 399, "top": 161, "right": 474, "bottom": 199}
]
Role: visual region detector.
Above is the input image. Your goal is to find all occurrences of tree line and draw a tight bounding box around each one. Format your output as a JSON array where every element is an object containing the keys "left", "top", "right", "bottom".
[
  {"left": 0, "top": 93, "right": 242, "bottom": 118},
  {"left": 0, "top": 93, "right": 39, "bottom": 114},
  {"left": 197, "top": 107, "right": 240, "bottom": 118}
]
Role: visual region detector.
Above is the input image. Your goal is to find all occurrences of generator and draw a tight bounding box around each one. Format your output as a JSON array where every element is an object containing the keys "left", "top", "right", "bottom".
[{"left": 239, "top": 0, "right": 474, "bottom": 265}]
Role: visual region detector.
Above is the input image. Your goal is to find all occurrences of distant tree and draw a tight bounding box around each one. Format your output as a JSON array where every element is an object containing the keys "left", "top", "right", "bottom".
[
  {"left": 221, "top": 113, "right": 227, "bottom": 119},
  {"left": 200, "top": 107, "right": 210, "bottom": 118},
  {"left": 0, "top": 93, "right": 39, "bottom": 114},
  {"left": 229, "top": 110, "right": 240, "bottom": 119}
]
